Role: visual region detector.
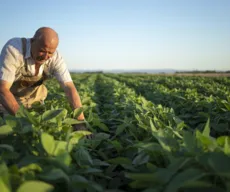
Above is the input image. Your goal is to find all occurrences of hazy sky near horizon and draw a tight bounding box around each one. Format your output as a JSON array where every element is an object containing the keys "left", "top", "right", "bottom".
[{"left": 0, "top": 0, "right": 229, "bottom": 71}]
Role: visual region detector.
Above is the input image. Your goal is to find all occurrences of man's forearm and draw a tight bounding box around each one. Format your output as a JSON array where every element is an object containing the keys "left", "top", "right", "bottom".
[
  {"left": 64, "top": 82, "right": 85, "bottom": 120},
  {"left": 0, "top": 90, "right": 19, "bottom": 115}
]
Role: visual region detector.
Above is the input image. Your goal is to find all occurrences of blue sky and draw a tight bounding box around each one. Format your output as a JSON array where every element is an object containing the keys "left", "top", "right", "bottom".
[{"left": 0, "top": 0, "right": 229, "bottom": 71}]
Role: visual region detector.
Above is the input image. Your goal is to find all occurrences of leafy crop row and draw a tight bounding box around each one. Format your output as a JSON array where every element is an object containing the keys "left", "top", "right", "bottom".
[{"left": 0, "top": 74, "right": 230, "bottom": 192}]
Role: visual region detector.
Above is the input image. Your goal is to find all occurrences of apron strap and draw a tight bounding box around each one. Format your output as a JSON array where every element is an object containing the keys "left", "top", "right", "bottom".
[{"left": 21, "top": 38, "right": 28, "bottom": 72}]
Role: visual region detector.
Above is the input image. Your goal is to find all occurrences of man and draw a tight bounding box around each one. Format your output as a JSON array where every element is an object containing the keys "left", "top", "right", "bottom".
[{"left": 0, "top": 27, "right": 87, "bottom": 131}]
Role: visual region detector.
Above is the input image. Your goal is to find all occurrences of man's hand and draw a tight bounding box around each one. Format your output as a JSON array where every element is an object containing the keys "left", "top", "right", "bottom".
[
  {"left": 73, "top": 123, "right": 88, "bottom": 131},
  {"left": 0, "top": 80, "right": 19, "bottom": 115},
  {"left": 62, "top": 82, "right": 85, "bottom": 121},
  {"left": 62, "top": 82, "right": 92, "bottom": 138},
  {"left": 72, "top": 123, "right": 93, "bottom": 139}
]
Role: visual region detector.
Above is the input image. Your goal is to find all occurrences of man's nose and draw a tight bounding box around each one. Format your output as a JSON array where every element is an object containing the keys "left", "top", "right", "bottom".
[{"left": 43, "top": 52, "right": 50, "bottom": 59}]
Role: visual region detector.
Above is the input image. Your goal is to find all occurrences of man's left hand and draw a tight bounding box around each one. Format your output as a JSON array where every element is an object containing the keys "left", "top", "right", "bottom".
[
  {"left": 72, "top": 123, "right": 93, "bottom": 139},
  {"left": 73, "top": 123, "right": 88, "bottom": 131}
]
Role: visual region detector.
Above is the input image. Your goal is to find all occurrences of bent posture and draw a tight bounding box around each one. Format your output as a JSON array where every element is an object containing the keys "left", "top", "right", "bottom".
[{"left": 0, "top": 27, "right": 85, "bottom": 129}]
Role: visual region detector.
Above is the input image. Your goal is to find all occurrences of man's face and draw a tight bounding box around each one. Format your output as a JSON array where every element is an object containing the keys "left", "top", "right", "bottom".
[{"left": 31, "top": 38, "right": 58, "bottom": 64}]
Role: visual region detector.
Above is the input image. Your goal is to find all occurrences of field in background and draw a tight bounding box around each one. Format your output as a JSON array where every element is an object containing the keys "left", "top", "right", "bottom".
[
  {"left": 1, "top": 73, "right": 230, "bottom": 192},
  {"left": 167, "top": 73, "right": 230, "bottom": 77}
]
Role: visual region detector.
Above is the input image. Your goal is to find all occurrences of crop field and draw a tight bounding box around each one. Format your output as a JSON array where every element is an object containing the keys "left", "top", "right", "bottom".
[{"left": 1, "top": 73, "right": 230, "bottom": 192}]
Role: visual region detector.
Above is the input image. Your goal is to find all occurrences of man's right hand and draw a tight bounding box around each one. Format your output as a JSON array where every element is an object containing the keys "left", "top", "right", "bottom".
[{"left": 0, "top": 80, "right": 19, "bottom": 115}]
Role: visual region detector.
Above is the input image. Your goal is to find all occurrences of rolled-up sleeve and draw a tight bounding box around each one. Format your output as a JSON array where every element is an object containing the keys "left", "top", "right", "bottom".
[
  {"left": 51, "top": 51, "right": 72, "bottom": 83},
  {"left": 0, "top": 42, "right": 18, "bottom": 83}
]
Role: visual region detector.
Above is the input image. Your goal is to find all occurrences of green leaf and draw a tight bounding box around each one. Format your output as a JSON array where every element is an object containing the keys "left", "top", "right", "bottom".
[
  {"left": 88, "top": 182, "right": 104, "bottom": 192},
  {"left": 93, "top": 120, "right": 109, "bottom": 132},
  {"left": 0, "top": 163, "right": 10, "bottom": 192},
  {"left": 71, "top": 174, "right": 88, "bottom": 183},
  {"left": 19, "top": 163, "right": 42, "bottom": 174},
  {"left": 222, "top": 100, "right": 230, "bottom": 111},
  {"left": 110, "top": 140, "right": 123, "bottom": 152},
  {"left": 78, "top": 168, "right": 102, "bottom": 174},
  {"left": 224, "top": 137, "right": 230, "bottom": 155},
  {"left": 73, "top": 107, "right": 83, "bottom": 119},
  {"left": 52, "top": 141, "right": 67, "bottom": 156},
  {"left": 16, "top": 105, "right": 39, "bottom": 125},
  {"left": 208, "top": 152, "right": 230, "bottom": 176},
  {"left": 217, "top": 136, "right": 230, "bottom": 147},
  {"left": 71, "top": 175, "right": 103, "bottom": 191},
  {"left": 41, "top": 133, "right": 55, "bottom": 155},
  {"left": 226, "top": 182, "right": 230, "bottom": 191},
  {"left": 202, "top": 118, "right": 210, "bottom": 137},
  {"left": 82, "top": 97, "right": 91, "bottom": 105},
  {"left": 73, "top": 147, "right": 93, "bottom": 166},
  {"left": 0, "top": 125, "right": 13, "bottom": 135},
  {"left": 55, "top": 152, "right": 72, "bottom": 166},
  {"left": 196, "top": 130, "right": 217, "bottom": 151},
  {"left": 146, "top": 163, "right": 157, "bottom": 172},
  {"left": 94, "top": 133, "right": 110, "bottom": 140},
  {"left": 125, "top": 173, "right": 162, "bottom": 188},
  {"left": 63, "top": 118, "right": 84, "bottom": 125},
  {"left": 151, "top": 131, "right": 172, "bottom": 152},
  {"left": 0, "top": 144, "right": 14, "bottom": 152},
  {"left": 69, "top": 131, "right": 91, "bottom": 149},
  {"left": 164, "top": 168, "right": 207, "bottom": 192},
  {"left": 17, "top": 155, "right": 39, "bottom": 168},
  {"left": 93, "top": 159, "right": 110, "bottom": 166},
  {"left": 142, "top": 188, "right": 162, "bottom": 192},
  {"left": 17, "top": 180, "right": 54, "bottom": 192},
  {"left": 38, "top": 169, "right": 69, "bottom": 185},
  {"left": 42, "top": 109, "right": 67, "bottom": 122},
  {"left": 156, "top": 158, "right": 192, "bottom": 185},
  {"left": 183, "top": 131, "right": 198, "bottom": 154},
  {"left": 107, "top": 157, "right": 132, "bottom": 165},
  {"left": 132, "top": 152, "right": 149, "bottom": 166},
  {"left": 71, "top": 174, "right": 88, "bottom": 188},
  {"left": 0, "top": 179, "right": 10, "bottom": 192},
  {"left": 115, "top": 124, "right": 126, "bottom": 136},
  {"left": 5, "top": 116, "right": 17, "bottom": 128},
  {"left": 181, "top": 181, "right": 214, "bottom": 189},
  {"left": 125, "top": 173, "right": 158, "bottom": 181},
  {"left": 150, "top": 119, "right": 157, "bottom": 132}
]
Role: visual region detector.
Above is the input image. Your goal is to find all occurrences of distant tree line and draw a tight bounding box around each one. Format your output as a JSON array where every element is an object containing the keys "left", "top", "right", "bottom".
[
  {"left": 175, "top": 70, "right": 230, "bottom": 73},
  {"left": 83, "top": 71, "right": 104, "bottom": 74}
]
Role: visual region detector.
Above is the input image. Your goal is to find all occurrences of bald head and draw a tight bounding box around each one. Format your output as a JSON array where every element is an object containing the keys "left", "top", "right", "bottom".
[
  {"left": 31, "top": 27, "right": 59, "bottom": 65},
  {"left": 33, "top": 27, "right": 59, "bottom": 46}
]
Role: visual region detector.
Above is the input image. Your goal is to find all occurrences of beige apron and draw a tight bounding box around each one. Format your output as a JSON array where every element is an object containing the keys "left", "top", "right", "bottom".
[{"left": 0, "top": 38, "right": 48, "bottom": 115}]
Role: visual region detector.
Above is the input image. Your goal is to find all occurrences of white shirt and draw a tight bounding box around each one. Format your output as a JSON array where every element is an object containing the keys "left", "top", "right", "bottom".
[{"left": 0, "top": 37, "right": 72, "bottom": 83}]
